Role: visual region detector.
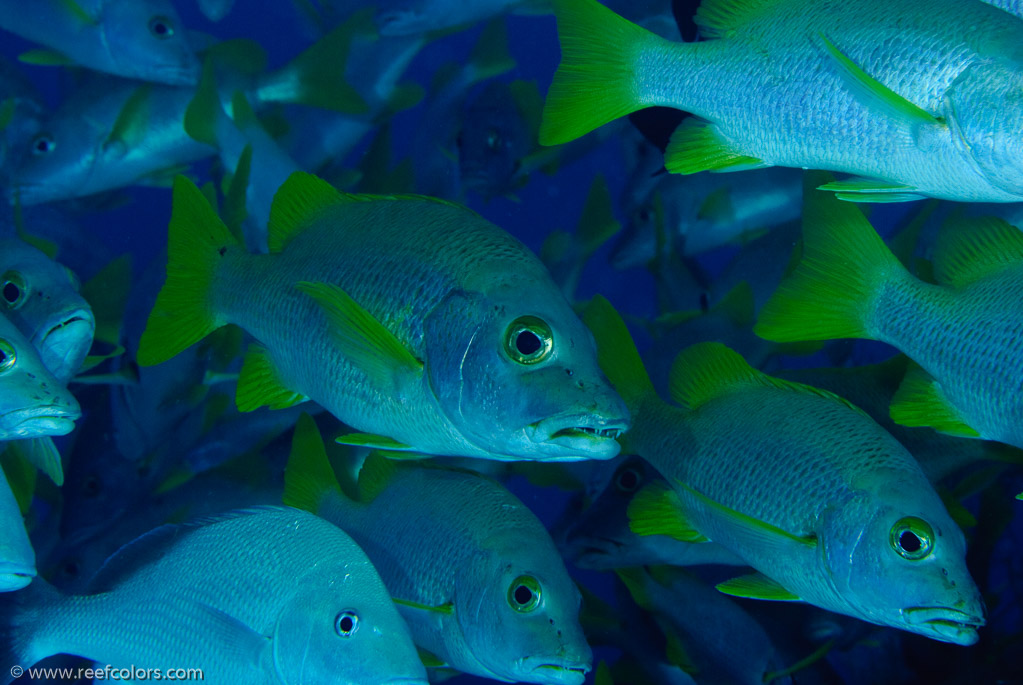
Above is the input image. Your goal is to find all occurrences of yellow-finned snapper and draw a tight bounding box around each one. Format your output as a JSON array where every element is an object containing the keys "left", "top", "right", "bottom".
[
  {"left": 583, "top": 297, "right": 985, "bottom": 645},
  {"left": 0, "top": 238, "right": 94, "bottom": 383},
  {"left": 540, "top": 0, "right": 1023, "bottom": 203},
  {"left": 285, "top": 416, "right": 593, "bottom": 684},
  {"left": 756, "top": 175, "right": 1023, "bottom": 452},
  {"left": 0, "top": 0, "right": 199, "bottom": 86},
  {"left": 10, "top": 22, "right": 370, "bottom": 206},
  {"left": 138, "top": 173, "right": 628, "bottom": 461},
  {"left": 0, "top": 507, "right": 429, "bottom": 685},
  {"left": 0, "top": 55, "right": 47, "bottom": 184}
]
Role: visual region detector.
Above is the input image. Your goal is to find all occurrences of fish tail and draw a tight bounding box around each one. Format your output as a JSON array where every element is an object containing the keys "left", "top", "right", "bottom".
[
  {"left": 137, "top": 176, "right": 240, "bottom": 367},
  {"left": 755, "top": 173, "right": 906, "bottom": 342},
  {"left": 0, "top": 578, "right": 62, "bottom": 683},
  {"left": 539, "top": 0, "right": 665, "bottom": 146}
]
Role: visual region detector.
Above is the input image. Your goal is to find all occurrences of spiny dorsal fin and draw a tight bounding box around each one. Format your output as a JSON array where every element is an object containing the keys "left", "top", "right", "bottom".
[
  {"left": 933, "top": 215, "right": 1023, "bottom": 288},
  {"left": 669, "top": 341, "right": 867, "bottom": 417}
]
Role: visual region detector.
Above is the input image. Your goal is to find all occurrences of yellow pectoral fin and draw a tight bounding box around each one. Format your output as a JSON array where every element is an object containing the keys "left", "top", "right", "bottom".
[{"left": 716, "top": 572, "right": 802, "bottom": 601}]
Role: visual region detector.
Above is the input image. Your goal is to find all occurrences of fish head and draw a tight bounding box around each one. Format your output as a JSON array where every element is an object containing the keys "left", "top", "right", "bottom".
[
  {"left": 0, "top": 316, "right": 81, "bottom": 440},
  {"left": 0, "top": 563, "right": 35, "bottom": 592},
  {"left": 272, "top": 563, "right": 428, "bottom": 685},
  {"left": 423, "top": 288, "right": 629, "bottom": 461},
  {"left": 0, "top": 240, "right": 95, "bottom": 382},
  {"left": 821, "top": 488, "right": 984, "bottom": 645},
  {"left": 99, "top": 1, "right": 199, "bottom": 86},
  {"left": 9, "top": 110, "right": 105, "bottom": 206},
  {"left": 947, "top": 60, "right": 1023, "bottom": 198},
  {"left": 458, "top": 83, "right": 531, "bottom": 200},
  {"left": 456, "top": 530, "right": 592, "bottom": 685},
  {"left": 559, "top": 456, "right": 651, "bottom": 567}
]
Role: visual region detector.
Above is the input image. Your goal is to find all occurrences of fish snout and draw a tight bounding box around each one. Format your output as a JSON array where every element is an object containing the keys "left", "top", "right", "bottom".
[
  {"left": 901, "top": 605, "right": 985, "bottom": 646},
  {"left": 36, "top": 309, "right": 95, "bottom": 380},
  {"left": 517, "top": 655, "right": 590, "bottom": 685}
]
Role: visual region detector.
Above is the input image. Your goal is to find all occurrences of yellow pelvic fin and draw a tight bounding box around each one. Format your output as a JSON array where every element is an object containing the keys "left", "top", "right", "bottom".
[
  {"left": 236, "top": 345, "right": 307, "bottom": 412},
  {"left": 889, "top": 363, "right": 979, "bottom": 438}
]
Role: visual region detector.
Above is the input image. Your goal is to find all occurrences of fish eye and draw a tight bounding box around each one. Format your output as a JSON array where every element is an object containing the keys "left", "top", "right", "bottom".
[
  {"left": 31, "top": 134, "right": 54, "bottom": 155},
  {"left": 503, "top": 316, "right": 553, "bottom": 365},
  {"left": 614, "top": 466, "right": 643, "bottom": 493},
  {"left": 2, "top": 271, "right": 27, "bottom": 309},
  {"left": 507, "top": 575, "right": 542, "bottom": 612},
  {"left": 148, "top": 16, "right": 174, "bottom": 38},
  {"left": 0, "top": 338, "right": 17, "bottom": 373},
  {"left": 890, "top": 516, "right": 934, "bottom": 561},
  {"left": 334, "top": 610, "right": 359, "bottom": 637}
]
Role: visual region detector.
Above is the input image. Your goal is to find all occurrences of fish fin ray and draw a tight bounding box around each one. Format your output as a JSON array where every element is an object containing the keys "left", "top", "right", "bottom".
[
  {"left": 890, "top": 363, "right": 979, "bottom": 437},
  {"left": 627, "top": 480, "right": 707, "bottom": 542},
  {"left": 933, "top": 215, "right": 1023, "bottom": 287},
  {"left": 716, "top": 572, "right": 802, "bottom": 601},
  {"left": 665, "top": 118, "right": 766, "bottom": 174},
  {"left": 236, "top": 345, "right": 307, "bottom": 412},
  {"left": 283, "top": 413, "right": 343, "bottom": 513}
]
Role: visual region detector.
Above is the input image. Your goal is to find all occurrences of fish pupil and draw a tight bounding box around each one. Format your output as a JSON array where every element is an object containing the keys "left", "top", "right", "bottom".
[
  {"left": 34, "top": 138, "right": 51, "bottom": 153},
  {"left": 616, "top": 468, "right": 639, "bottom": 491},
  {"left": 3, "top": 282, "right": 20, "bottom": 303},
  {"left": 339, "top": 616, "right": 353, "bottom": 632},
  {"left": 900, "top": 531, "right": 922, "bottom": 553},
  {"left": 516, "top": 331, "right": 541, "bottom": 356},
  {"left": 514, "top": 584, "right": 532, "bottom": 605}
]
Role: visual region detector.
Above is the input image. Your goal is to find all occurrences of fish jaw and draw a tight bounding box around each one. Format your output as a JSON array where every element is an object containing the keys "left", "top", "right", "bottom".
[
  {"left": 34, "top": 309, "right": 95, "bottom": 381},
  {"left": 901, "top": 606, "right": 985, "bottom": 645},
  {"left": 0, "top": 404, "right": 80, "bottom": 439},
  {"left": 0, "top": 562, "right": 35, "bottom": 592},
  {"left": 525, "top": 414, "right": 628, "bottom": 461},
  {"left": 516, "top": 656, "right": 589, "bottom": 685}
]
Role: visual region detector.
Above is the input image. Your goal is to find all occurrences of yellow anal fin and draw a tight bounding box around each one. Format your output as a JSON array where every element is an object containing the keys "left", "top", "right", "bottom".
[
  {"left": 236, "top": 345, "right": 307, "bottom": 412},
  {"left": 890, "top": 363, "right": 979, "bottom": 438},
  {"left": 627, "top": 480, "right": 708, "bottom": 542},
  {"left": 665, "top": 119, "right": 765, "bottom": 175}
]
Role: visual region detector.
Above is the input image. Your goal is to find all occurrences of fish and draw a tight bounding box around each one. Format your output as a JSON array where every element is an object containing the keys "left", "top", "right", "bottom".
[
  {"left": 540, "top": 0, "right": 1023, "bottom": 203},
  {"left": 375, "top": 0, "right": 548, "bottom": 36},
  {"left": 560, "top": 455, "right": 745, "bottom": 570},
  {"left": 0, "top": 313, "right": 80, "bottom": 442},
  {"left": 583, "top": 296, "right": 985, "bottom": 645},
  {"left": 0, "top": 0, "right": 200, "bottom": 86},
  {"left": 756, "top": 174, "right": 1023, "bottom": 452},
  {"left": 616, "top": 566, "right": 792, "bottom": 685},
  {"left": 0, "top": 55, "right": 47, "bottom": 184},
  {"left": 983, "top": 0, "right": 1023, "bottom": 19},
  {"left": 196, "top": 0, "right": 235, "bottom": 22},
  {"left": 0, "top": 237, "right": 94, "bottom": 383},
  {"left": 457, "top": 80, "right": 535, "bottom": 200},
  {"left": 0, "top": 507, "right": 429, "bottom": 685},
  {"left": 284, "top": 415, "right": 593, "bottom": 685},
  {"left": 0, "top": 458, "right": 34, "bottom": 592},
  {"left": 138, "top": 173, "right": 629, "bottom": 461},
  {"left": 9, "top": 25, "right": 368, "bottom": 206},
  {"left": 612, "top": 167, "right": 803, "bottom": 268}
]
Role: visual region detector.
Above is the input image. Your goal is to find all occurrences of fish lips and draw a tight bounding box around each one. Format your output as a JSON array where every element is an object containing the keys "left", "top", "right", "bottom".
[
  {"left": 34, "top": 309, "right": 95, "bottom": 381},
  {"left": 516, "top": 657, "right": 590, "bottom": 685},
  {"left": 901, "top": 606, "right": 985, "bottom": 645},
  {"left": 526, "top": 414, "right": 629, "bottom": 461},
  {"left": 2, "top": 403, "right": 80, "bottom": 438},
  {"left": 0, "top": 562, "right": 36, "bottom": 592}
]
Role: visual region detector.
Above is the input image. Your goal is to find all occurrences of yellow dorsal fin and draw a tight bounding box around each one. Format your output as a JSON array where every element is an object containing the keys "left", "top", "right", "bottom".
[
  {"left": 267, "top": 172, "right": 345, "bottom": 252},
  {"left": 356, "top": 451, "right": 400, "bottom": 503},
  {"left": 693, "top": 0, "right": 772, "bottom": 39},
  {"left": 283, "top": 413, "right": 343, "bottom": 513}
]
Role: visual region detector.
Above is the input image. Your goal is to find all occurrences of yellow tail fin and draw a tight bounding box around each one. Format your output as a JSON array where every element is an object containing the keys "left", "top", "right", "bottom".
[{"left": 137, "top": 176, "right": 239, "bottom": 366}]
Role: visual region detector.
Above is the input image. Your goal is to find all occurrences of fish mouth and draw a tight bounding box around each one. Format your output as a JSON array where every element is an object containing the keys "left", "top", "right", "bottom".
[
  {"left": 36, "top": 312, "right": 94, "bottom": 378},
  {"left": 562, "top": 534, "right": 623, "bottom": 568},
  {"left": 902, "top": 606, "right": 985, "bottom": 645},
  {"left": 2, "top": 404, "right": 80, "bottom": 438},
  {"left": 0, "top": 563, "right": 36, "bottom": 592},
  {"left": 519, "top": 658, "right": 589, "bottom": 685},
  {"left": 526, "top": 415, "right": 628, "bottom": 461}
]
